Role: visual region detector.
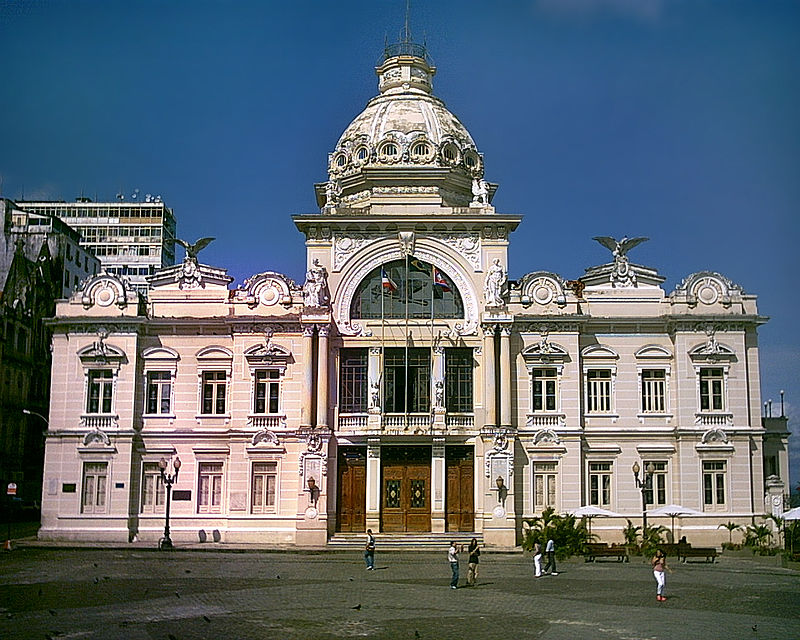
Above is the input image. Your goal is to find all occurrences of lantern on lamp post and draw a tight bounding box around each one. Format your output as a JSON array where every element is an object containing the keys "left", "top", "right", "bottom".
[
  {"left": 632, "top": 460, "right": 655, "bottom": 532},
  {"left": 158, "top": 456, "right": 181, "bottom": 550}
]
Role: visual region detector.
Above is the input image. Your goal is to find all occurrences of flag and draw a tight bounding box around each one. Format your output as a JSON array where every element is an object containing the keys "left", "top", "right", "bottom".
[
  {"left": 409, "top": 257, "right": 429, "bottom": 273},
  {"left": 381, "top": 267, "right": 398, "bottom": 292},
  {"left": 433, "top": 267, "right": 451, "bottom": 292}
]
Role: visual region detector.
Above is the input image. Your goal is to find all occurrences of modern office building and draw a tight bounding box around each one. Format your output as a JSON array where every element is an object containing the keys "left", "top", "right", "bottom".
[
  {"left": 38, "top": 42, "right": 790, "bottom": 547},
  {"left": 16, "top": 197, "right": 176, "bottom": 296}
]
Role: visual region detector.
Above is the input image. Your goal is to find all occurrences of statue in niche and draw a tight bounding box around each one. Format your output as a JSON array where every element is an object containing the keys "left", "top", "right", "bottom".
[
  {"left": 484, "top": 259, "right": 507, "bottom": 307},
  {"left": 434, "top": 380, "right": 444, "bottom": 409},
  {"left": 303, "top": 259, "right": 330, "bottom": 308},
  {"left": 471, "top": 178, "right": 489, "bottom": 206},
  {"left": 370, "top": 380, "right": 380, "bottom": 410}
]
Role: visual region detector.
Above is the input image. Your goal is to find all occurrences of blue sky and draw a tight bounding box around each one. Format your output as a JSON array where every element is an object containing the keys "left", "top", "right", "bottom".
[{"left": 2, "top": 0, "right": 798, "bottom": 486}]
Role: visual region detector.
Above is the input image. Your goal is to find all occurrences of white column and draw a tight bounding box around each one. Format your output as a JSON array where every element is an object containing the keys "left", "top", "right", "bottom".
[
  {"left": 500, "top": 325, "right": 512, "bottom": 429},
  {"left": 367, "top": 347, "right": 382, "bottom": 429},
  {"left": 483, "top": 324, "right": 497, "bottom": 429},
  {"left": 431, "top": 437, "right": 446, "bottom": 533},
  {"left": 366, "top": 438, "right": 381, "bottom": 531},
  {"left": 300, "top": 325, "right": 315, "bottom": 428},
  {"left": 432, "top": 346, "right": 445, "bottom": 427},
  {"left": 316, "top": 325, "right": 329, "bottom": 429}
]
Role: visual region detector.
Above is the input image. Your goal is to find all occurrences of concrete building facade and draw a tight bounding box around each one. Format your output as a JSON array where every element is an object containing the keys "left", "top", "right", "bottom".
[
  {"left": 38, "top": 43, "right": 789, "bottom": 547},
  {"left": 16, "top": 198, "right": 176, "bottom": 296}
]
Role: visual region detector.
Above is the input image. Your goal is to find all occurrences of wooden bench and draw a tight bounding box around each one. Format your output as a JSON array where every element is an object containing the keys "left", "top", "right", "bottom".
[
  {"left": 584, "top": 544, "right": 629, "bottom": 562},
  {"left": 678, "top": 546, "right": 717, "bottom": 563}
]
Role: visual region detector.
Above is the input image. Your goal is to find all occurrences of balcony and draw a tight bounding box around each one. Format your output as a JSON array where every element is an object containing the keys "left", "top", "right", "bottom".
[
  {"left": 383, "top": 413, "right": 431, "bottom": 430},
  {"left": 525, "top": 413, "right": 566, "bottom": 428},
  {"left": 80, "top": 414, "right": 119, "bottom": 429},
  {"left": 248, "top": 415, "right": 287, "bottom": 429},
  {"left": 338, "top": 414, "right": 369, "bottom": 430},
  {"left": 694, "top": 412, "right": 734, "bottom": 426},
  {"left": 445, "top": 414, "right": 475, "bottom": 429}
]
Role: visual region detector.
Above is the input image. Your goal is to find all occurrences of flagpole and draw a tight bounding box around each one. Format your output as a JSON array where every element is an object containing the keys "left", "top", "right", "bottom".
[
  {"left": 404, "top": 254, "right": 409, "bottom": 425},
  {"left": 430, "top": 264, "right": 435, "bottom": 427},
  {"left": 381, "top": 267, "right": 385, "bottom": 429}
]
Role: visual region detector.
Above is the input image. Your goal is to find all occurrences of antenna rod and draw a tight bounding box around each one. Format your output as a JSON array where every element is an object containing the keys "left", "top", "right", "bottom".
[{"left": 404, "top": 0, "right": 411, "bottom": 43}]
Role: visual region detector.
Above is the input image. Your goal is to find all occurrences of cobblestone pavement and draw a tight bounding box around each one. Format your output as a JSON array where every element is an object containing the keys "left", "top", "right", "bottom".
[{"left": 0, "top": 548, "right": 798, "bottom": 640}]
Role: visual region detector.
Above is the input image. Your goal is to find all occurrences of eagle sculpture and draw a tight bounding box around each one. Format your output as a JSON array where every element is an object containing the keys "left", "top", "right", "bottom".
[
  {"left": 592, "top": 236, "right": 649, "bottom": 258},
  {"left": 173, "top": 237, "right": 215, "bottom": 261}
]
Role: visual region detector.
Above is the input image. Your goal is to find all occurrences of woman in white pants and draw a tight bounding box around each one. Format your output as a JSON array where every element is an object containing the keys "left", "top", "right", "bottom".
[
  {"left": 533, "top": 541, "right": 543, "bottom": 577},
  {"left": 651, "top": 549, "right": 670, "bottom": 601}
]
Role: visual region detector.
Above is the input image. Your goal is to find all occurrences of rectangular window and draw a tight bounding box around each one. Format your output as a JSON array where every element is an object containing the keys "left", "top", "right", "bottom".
[
  {"left": 532, "top": 368, "right": 557, "bottom": 412},
  {"left": 703, "top": 461, "right": 726, "bottom": 508},
  {"left": 699, "top": 368, "right": 724, "bottom": 411},
  {"left": 384, "top": 348, "right": 430, "bottom": 413},
  {"left": 198, "top": 462, "right": 224, "bottom": 513},
  {"left": 146, "top": 371, "right": 172, "bottom": 414},
  {"left": 251, "top": 462, "right": 277, "bottom": 513},
  {"left": 339, "top": 349, "right": 368, "bottom": 413},
  {"left": 533, "top": 462, "right": 558, "bottom": 511},
  {"left": 445, "top": 348, "right": 473, "bottom": 413},
  {"left": 643, "top": 462, "right": 667, "bottom": 506},
  {"left": 589, "top": 462, "right": 612, "bottom": 507},
  {"left": 586, "top": 369, "right": 612, "bottom": 413},
  {"left": 641, "top": 369, "right": 666, "bottom": 413},
  {"left": 201, "top": 371, "right": 227, "bottom": 415},
  {"left": 141, "top": 462, "right": 165, "bottom": 513},
  {"left": 81, "top": 462, "right": 108, "bottom": 514},
  {"left": 254, "top": 370, "right": 280, "bottom": 414},
  {"left": 87, "top": 369, "right": 113, "bottom": 414}
]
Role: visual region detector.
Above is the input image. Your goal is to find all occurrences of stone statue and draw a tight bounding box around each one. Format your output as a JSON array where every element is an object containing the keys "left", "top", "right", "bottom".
[
  {"left": 471, "top": 178, "right": 489, "bottom": 206},
  {"left": 302, "top": 259, "right": 330, "bottom": 308},
  {"left": 173, "top": 237, "right": 215, "bottom": 262},
  {"left": 592, "top": 236, "right": 648, "bottom": 288},
  {"left": 434, "top": 379, "right": 444, "bottom": 409},
  {"left": 325, "top": 179, "right": 341, "bottom": 207},
  {"left": 370, "top": 380, "right": 380, "bottom": 410},
  {"left": 484, "top": 258, "right": 506, "bottom": 307}
]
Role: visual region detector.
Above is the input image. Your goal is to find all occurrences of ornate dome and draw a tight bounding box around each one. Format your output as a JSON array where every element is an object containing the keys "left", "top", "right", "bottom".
[{"left": 327, "top": 44, "right": 484, "bottom": 182}]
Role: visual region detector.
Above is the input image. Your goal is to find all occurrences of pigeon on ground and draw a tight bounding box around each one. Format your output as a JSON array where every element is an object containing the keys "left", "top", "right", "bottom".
[{"left": 351, "top": 604, "right": 361, "bottom": 610}]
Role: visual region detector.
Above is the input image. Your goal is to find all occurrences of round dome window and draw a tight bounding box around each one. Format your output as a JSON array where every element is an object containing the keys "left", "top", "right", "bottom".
[
  {"left": 379, "top": 142, "right": 400, "bottom": 162},
  {"left": 441, "top": 142, "right": 460, "bottom": 165}
]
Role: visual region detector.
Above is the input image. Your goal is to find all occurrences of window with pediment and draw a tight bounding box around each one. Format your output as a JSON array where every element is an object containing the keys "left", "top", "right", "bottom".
[
  {"left": 350, "top": 259, "right": 463, "bottom": 319},
  {"left": 196, "top": 346, "right": 233, "bottom": 417}
]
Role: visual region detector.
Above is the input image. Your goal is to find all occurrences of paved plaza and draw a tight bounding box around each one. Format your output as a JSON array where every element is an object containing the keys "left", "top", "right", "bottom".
[{"left": 0, "top": 546, "right": 798, "bottom": 640}]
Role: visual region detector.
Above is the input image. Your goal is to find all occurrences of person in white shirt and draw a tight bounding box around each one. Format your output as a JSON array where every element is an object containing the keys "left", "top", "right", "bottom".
[
  {"left": 544, "top": 538, "right": 558, "bottom": 575},
  {"left": 448, "top": 541, "right": 461, "bottom": 588}
]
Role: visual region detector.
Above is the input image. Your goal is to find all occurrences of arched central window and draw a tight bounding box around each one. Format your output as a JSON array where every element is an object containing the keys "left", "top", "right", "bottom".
[{"left": 351, "top": 259, "right": 464, "bottom": 319}]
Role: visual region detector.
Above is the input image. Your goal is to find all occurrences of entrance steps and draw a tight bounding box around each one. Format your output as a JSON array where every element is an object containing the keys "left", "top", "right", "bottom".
[{"left": 328, "top": 532, "right": 483, "bottom": 550}]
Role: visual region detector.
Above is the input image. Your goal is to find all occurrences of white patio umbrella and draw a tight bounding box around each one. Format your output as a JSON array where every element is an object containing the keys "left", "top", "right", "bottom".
[
  {"left": 648, "top": 504, "right": 704, "bottom": 540},
  {"left": 568, "top": 506, "right": 623, "bottom": 536},
  {"left": 781, "top": 506, "right": 800, "bottom": 520}
]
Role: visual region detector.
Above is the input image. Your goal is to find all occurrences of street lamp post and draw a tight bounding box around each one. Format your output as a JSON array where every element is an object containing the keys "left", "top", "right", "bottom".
[
  {"left": 158, "top": 456, "right": 181, "bottom": 550},
  {"left": 632, "top": 461, "right": 655, "bottom": 532}
]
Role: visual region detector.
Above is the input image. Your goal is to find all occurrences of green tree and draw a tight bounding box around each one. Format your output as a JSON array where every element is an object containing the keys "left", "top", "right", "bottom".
[
  {"left": 717, "top": 521, "right": 742, "bottom": 545},
  {"left": 521, "top": 507, "right": 593, "bottom": 558},
  {"left": 622, "top": 519, "right": 641, "bottom": 546},
  {"left": 640, "top": 524, "right": 668, "bottom": 557}
]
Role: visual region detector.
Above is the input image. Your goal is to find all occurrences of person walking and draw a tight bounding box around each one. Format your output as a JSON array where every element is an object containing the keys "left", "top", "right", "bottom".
[
  {"left": 533, "top": 541, "right": 543, "bottom": 577},
  {"left": 364, "top": 529, "right": 375, "bottom": 570},
  {"left": 467, "top": 538, "right": 480, "bottom": 586},
  {"left": 544, "top": 538, "right": 558, "bottom": 575},
  {"left": 448, "top": 541, "right": 461, "bottom": 589},
  {"left": 652, "top": 549, "right": 671, "bottom": 601}
]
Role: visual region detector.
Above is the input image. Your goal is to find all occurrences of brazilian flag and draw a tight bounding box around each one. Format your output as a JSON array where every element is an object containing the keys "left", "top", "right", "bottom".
[{"left": 409, "top": 257, "right": 430, "bottom": 274}]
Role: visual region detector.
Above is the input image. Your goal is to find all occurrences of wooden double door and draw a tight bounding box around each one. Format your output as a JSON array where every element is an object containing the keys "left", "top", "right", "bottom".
[
  {"left": 381, "top": 447, "right": 431, "bottom": 532},
  {"left": 337, "top": 448, "right": 366, "bottom": 533},
  {"left": 446, "top": 446, "right": 474, "bottom": 532}
]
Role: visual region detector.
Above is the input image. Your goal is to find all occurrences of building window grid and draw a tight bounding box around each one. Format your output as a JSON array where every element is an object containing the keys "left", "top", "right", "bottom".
[
  {"left": 146, "top": 371, "right": 172, "bottom": 415},
  {"left": 640, "top": 369, "right": 667, "bottom": 413},
  {"left": 141, "top": 462, "right": 165, "bottom": 513},
  {"left": 703, "top": 461, "right": 726, "bottom": 508},
  {"left": 532, "top": 368, "right": 558, "bottom": 412},
  {"left": 533, "top": 462, "right": 558, "bottom": 512},
  {"left": 588, "top": 462, "right": 612, "bottom": 507},
  {"left": 586, "top": 369, "right": 612, "bottom": 413},
  {"left": 643, "top": 461, "right": 668, "bottom": 506},
  {"left": 201, "top": 370, "right": 227, "bottom": 415},
  {"left": 81, "top": 462, "right": 108, "bottom": 514},
  {"left": 384, "top": 348, "right": 430, "bottom": 413},
  {"left": 254, "top": 370, "right": 281, "bottom": 414},
  {"left": 251, "top": 462, "right": 278, "bottom": 513},
  {"left": 198, "top": 462, "right": 224, "bottom": 513},
  {"left": 699, "top": 368, "right": 725, "bottom": 411},
  {"left": 445, "top": 348, "right": 473, "bottom": 413},
  {"left": 87, "top": 369, "right": 113, "bottom": 414},
  {"left": 339, "top": 349, "right": 368, "bottom": 413}
]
